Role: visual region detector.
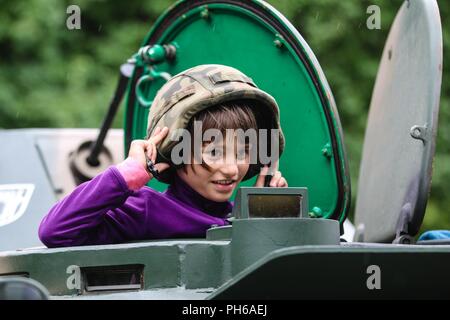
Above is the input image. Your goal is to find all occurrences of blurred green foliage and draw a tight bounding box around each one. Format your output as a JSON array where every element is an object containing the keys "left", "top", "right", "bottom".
[{"left": 0, "top": 0, "right": 449, "bottom": 233}]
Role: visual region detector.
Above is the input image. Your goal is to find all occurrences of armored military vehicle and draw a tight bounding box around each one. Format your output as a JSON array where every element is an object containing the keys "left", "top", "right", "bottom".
[{"left": 1, "top": 0, "right": 449, "bottom": 299}]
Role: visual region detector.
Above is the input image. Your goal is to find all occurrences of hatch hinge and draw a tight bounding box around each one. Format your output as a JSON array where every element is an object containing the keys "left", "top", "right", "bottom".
[
  {"left": 393, "top": 202, "right": 415, "bottom": 244},
  {"left": 410, "top": 124, "right": 429, "bottom": 144}
]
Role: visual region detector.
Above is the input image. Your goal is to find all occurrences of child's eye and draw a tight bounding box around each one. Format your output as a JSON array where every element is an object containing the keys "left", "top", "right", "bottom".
[
  {"left": 212, "top": 148, "right": 222, "bottom": 157},
  {"left": 205, "top": 148, "right": 223, "bottom": 159}
]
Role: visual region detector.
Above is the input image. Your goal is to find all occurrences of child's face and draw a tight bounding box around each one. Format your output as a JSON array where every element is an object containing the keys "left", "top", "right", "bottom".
[{"left": 177, "top": 134, "right": 251, "bottom": 202}]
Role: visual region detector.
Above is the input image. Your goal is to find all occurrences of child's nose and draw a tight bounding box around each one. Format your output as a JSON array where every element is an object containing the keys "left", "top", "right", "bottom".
[{"left": 218, "top": 162, "right": 239, "bottom": 177}]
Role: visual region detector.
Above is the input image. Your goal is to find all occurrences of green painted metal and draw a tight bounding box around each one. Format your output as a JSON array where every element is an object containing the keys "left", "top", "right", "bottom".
[
  {"left": 0, "top": 216, "right": 338, "bottom": 298},
  {"left": 123, "top": 0, "right": 350, "bottom": 222},
  {"left": 206, "top": 225, "right": 232, "bottom": 241},
  {"left": 3, "top": 239, "right": 450, "bottom": 299},
  {"left": 182, "top": 242, "right": 231, "bottom": 289},
  {"left": 135, "top": 68, "right": 171, "bottom": 108},
  {"left": 209, "top": 244, "right": 450, "bottom": 299},
  {"left": 311, "top": 206, "right": 324, "bottom": 218},
  {"left": 0, "top": 240, "right": 229, "bottom": 297},
  {"left": 230, "top": 218, "right": 340, "bottom": 275},
  {"left": 143, "top": 44, "right": 166, "bottom": 62},
  {"left": 0, "top": 185, "right": 337, "bottom": 298}
]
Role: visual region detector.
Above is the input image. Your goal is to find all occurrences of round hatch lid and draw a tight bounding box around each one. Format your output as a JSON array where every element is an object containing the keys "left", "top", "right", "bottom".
[
  {"left": 124, "top": 0, "right": 351, "bottom": 222},
  {"left": 354, "top": 0, "right": 442, "bottom": 243}
]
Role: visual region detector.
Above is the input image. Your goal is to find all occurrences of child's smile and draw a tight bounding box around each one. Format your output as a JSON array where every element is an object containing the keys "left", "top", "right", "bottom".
[{"left": 177, "top": 162, "right": 246, "bottom": 202}]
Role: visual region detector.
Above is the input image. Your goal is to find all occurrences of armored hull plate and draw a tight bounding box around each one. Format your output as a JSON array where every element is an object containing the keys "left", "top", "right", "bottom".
[{"left": 354, "top": 0, "right": 442, "bottom": 242}]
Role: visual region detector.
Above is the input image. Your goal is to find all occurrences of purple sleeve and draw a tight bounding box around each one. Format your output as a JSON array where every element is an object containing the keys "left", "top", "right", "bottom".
[{"left": 38, "top": 166, "right": 147, "bottom": 248}]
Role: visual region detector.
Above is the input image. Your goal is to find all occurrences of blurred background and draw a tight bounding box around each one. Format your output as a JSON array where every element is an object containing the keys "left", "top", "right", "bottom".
[{"left": 0, "top": 0, "right": 448, "bottom": 233}]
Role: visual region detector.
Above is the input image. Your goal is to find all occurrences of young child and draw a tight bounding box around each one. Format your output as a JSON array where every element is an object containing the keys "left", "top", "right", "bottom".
[{"left": 38, "top": 64, "right": 287, "bottom": 248}]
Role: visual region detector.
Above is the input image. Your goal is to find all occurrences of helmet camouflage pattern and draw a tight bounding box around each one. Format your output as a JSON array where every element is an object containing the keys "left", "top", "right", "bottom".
[{"left": 147, "top": 64, "right": 285, "bottom": 183}]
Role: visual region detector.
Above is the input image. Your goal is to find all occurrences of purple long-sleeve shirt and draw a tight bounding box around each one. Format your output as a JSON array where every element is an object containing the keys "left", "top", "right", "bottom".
[{"left": 38, "top": 165, "right": 232, "bottom": 248}]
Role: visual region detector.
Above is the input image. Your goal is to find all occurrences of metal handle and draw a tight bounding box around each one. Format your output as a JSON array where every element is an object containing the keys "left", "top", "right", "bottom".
[{"left": 135, "top": 68, "right": 172, "bottom": 108}]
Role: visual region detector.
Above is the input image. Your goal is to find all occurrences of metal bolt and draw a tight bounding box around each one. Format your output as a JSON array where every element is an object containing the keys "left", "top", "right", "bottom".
[
  {"left": 163, "top": 44, "right": 177, "bottom": 61},
  {"left": 273, "top": 34, "right": 284, "bottom": 48},
  {"left": 201, "top": 8, "right": 210, "bottom": 19},
  {"left": 321, "top": 143, "right": 332, "bottom": 158},
  {"left": 410, "top": 125, "right": 427, "bottom": 143},
  {"left": 310, "top": 207, "right": 323, "bottom": 218}
]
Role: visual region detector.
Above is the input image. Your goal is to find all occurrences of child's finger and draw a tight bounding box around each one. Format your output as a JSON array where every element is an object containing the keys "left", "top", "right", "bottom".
[
  {"left": 277, "top": 177, "right": 288, "bottom": 187},
  {"left": 152, "top": 127, "right": 162, "bottom": 136},
  {"left": 254, "top": 165, "right": 270, "bottom": 187},
  {"left": 146, "top": 127, "right": 161, "bottom": 145},
  {"left": 150, "top": 141, "right": 157, "bottom": 163},
  {"left": 151, "top": 126, "right": 169, "bottom": 145},
  {"left": 130, "top": 140, "right": 147, "bottom": 155},
  {"left": 146, "top": 142, "right": 153, "bottom": 160},
  {"left": 270, "top": 171, "right": 282, "bottom": 187},
  {"left": 145, "top": 127, "right": 168, "bottom": 161},
  {"left": 145, "top": 140, "right": 155, "bottom": 160},
  {"left": 131, "top": 139, "right": 146, "bottom": 148},
  {"left": 154, "top": 162, "right": 170, "bottom": 173}
]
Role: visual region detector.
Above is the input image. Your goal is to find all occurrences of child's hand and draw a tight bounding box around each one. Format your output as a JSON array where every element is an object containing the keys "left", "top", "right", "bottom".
[
  {"left": 254, "top": 164, "right": 288, "bottom": 188},
  {"left": 128, "top": 126, "right": 171, "bottom": 178}
]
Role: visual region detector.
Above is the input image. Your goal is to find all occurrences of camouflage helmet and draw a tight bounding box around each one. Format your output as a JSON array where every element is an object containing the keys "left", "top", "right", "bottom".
[{"left": 147, "top": 64, "right": 285, "bottom": 184}]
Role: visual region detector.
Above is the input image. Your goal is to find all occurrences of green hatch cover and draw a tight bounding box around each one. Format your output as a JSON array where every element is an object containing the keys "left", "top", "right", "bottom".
[
  {"left": 354, "top": 0, "right": 442, "bottom": 243},
  {"left": 124, "top": 0, "right": 350, "bottom": 222}
]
